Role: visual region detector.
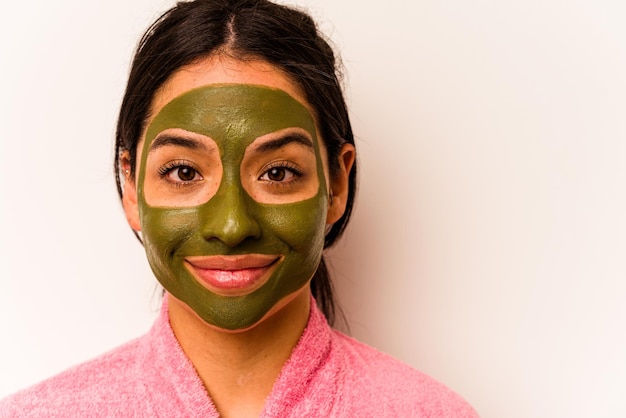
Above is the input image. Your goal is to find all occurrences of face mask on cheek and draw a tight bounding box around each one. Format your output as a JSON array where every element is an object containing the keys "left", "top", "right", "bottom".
[{"left": 137, "top": 85, "right": 329, "bottom": 330}]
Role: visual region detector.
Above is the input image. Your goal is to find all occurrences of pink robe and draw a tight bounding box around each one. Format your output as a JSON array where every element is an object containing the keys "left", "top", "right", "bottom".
[{"left": 0, "top": 297, "right": 478, "bottom": 417}]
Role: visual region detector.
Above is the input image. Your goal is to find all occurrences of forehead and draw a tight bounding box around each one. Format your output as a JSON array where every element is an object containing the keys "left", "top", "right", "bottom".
[{"left": 145, "top": 85, "right": 318, "bottom": 150}]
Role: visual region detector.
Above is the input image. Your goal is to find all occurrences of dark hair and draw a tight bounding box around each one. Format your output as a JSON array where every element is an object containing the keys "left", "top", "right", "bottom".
[{"left": 114, "top": 0, "right": 357, "bottom": 327}]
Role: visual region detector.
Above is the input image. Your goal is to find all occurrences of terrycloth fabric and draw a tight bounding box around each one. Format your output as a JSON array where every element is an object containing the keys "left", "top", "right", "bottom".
[{"left": 0, "top": 297, "right": 478, "bottom": 417}]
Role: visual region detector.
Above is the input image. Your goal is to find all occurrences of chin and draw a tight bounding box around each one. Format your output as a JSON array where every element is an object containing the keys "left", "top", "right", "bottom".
[{"left": 174, "top": 285, "right": 311, "bottom": 334}]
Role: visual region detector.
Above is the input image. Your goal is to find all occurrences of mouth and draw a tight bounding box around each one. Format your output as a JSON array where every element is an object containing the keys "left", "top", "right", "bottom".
[{"left": 184, "top": 254, "right": 282, "bottom": 297}]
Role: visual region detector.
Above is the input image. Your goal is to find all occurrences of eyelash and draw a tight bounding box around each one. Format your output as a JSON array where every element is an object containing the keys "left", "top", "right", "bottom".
[
  {"left": 157, "top": 159, "right": 203, "bottom": 186},
  {"left": 259, "top": 161, "right": 303, "bottom": 186}
]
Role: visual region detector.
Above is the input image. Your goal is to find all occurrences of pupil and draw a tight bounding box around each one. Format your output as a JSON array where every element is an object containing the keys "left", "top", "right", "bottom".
[
  {"left": 178, "top": 167, "right": 195, "bottom": 181},
  {"left": 269, "top": 168, "right": 285, "bottom": 181}
]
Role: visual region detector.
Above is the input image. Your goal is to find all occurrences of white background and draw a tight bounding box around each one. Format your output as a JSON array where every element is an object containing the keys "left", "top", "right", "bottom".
[{"left": 1, "top": 1, "right": 625, "bottom": 416}]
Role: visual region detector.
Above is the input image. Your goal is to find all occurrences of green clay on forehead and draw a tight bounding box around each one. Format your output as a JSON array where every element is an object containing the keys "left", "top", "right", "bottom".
[{"left": 137, "top": 85, "right": 329, "bottom": 330}]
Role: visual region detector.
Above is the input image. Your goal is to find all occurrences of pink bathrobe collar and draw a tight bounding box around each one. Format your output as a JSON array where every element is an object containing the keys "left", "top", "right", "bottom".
[{"left": 149, "top": 294, "right": 334, "bottom": 416}]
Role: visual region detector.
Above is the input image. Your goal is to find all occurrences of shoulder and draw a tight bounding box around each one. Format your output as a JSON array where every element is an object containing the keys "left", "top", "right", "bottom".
[
  {"left": 329, "top": 331, "right": 479, "bottom": 417},
  {"left": 0, "top": 336, "right": 151, "bottom": 418}
]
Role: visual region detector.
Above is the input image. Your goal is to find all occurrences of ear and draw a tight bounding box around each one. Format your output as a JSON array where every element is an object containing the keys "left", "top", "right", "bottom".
[
  {"left": 326, "top": 143, "right": 356, "bottom": 224},
  {"left": 120, "top": 153, "right": 142, "bottom": 232}
]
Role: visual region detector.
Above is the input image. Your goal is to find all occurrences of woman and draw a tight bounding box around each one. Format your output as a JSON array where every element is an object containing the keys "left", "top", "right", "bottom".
[{"left": 0, "top": 0, "right": 477, "bottom": 416}]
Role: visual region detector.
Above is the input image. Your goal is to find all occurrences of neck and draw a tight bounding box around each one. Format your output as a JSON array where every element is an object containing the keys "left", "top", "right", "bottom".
[{"left": 167, "top": 288, "right": 311, "bottom": 418}]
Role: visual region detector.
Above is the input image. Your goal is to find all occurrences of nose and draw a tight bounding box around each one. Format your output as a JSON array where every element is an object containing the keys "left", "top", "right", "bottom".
[{"left": 198, "top": 184, "right": 261, "bottom": 247}]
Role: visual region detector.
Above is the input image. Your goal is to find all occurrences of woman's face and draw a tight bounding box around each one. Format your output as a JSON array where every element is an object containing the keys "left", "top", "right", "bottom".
[{"left": 123, "top": 56, "right": 346, "bottom": 331}]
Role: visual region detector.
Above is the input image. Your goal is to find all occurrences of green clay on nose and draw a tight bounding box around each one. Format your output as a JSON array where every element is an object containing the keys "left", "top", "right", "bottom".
[{"left": 137, "top": 85, "right": 329, "bottom": 330}]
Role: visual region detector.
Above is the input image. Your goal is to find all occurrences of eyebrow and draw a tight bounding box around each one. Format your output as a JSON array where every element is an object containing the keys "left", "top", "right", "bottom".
[
  {"left": 255, "top": 133, "right": 314, "bottom": 153},
  {"left": 149, "top": 134, "right": 208, "bottom": 152}
]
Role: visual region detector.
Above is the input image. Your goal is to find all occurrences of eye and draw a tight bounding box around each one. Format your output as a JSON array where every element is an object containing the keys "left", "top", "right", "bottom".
[
  {"left": 168, "top": 166, "right": 200, "bottom": 182},
  {"left": 259, "top": 165, "right": 300, "bottom": 183},
  {"left": 158, "top": 160, "right": 203, "bottom": 184}
]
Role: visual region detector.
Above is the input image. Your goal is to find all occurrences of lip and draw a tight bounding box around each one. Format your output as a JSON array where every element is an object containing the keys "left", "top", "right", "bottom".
[{"left": 184, "top": 254, "right": 282, "bottom": 296}]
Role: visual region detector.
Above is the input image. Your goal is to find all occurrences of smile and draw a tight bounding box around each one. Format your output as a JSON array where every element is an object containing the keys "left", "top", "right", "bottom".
[{"left": 184, "top": 254, "right": 282, "bottom": 296}]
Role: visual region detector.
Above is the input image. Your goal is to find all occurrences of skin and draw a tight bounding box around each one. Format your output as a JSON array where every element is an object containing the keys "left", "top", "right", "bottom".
[{"left": 121, "top": 56, "right": 355, "bottom": 417}]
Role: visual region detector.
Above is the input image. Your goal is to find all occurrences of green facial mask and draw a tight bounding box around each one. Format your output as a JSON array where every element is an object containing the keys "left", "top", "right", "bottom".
[{"left": 137, "top": 85, "right": 328, "bottom": 330}]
